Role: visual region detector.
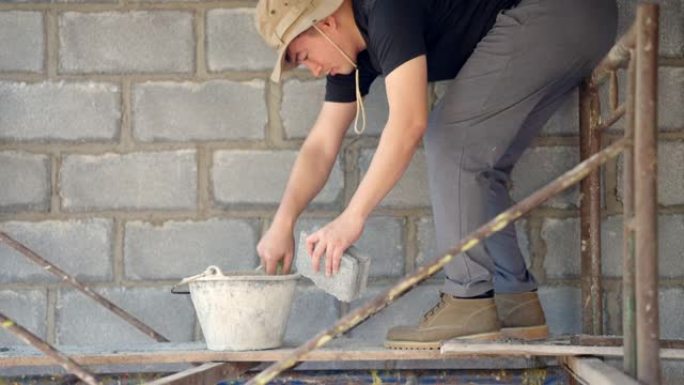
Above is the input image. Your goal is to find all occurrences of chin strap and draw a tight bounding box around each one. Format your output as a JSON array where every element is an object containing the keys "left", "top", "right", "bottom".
[{"left": 312, "top": 24, "right": 366, "bottom": 135}]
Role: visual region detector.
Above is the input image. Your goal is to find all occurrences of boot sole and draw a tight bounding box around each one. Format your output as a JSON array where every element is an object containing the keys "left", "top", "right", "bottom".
[
  {"left": 500, "top": 325, "right": 549, "bottom": 341},
  {"left": 384, "top": 331, "right": 502, "bottom": 350}
]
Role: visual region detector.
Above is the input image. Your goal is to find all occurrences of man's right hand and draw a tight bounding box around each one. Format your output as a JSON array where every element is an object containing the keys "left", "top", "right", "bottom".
[{"left": 257, "top": 223, "right": 294, "bottom": 275}]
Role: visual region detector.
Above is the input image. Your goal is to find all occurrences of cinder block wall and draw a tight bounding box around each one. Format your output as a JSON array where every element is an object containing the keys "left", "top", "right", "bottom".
[{"left": 1, "top": 0, "right": 683, "bottom": 379}]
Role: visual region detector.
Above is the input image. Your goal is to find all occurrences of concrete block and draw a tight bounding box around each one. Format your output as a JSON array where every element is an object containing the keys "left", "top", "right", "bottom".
[
  {"left": 0, "top": 12, "right": 43, "bottom": 72},
  {"left": 59, "top": 12, "right": 193, "bottom": 74},
  {"left": 295, "top": 216, "right": 405, "bottom": 279},
  {"left": 348, "top": 283, "right": 441, "bottom": 343},
  {"left": 660, "top": 288, "right": 684, "bottom": 340},
  {"left": 538, "top": 286, "right": 581, "bottom": 336},
  {"left": 358, "top": 149, "right": 430, "bottom": 208},
  {"left": 0, "top": 81, "right": 120, "bottom": 141},
  {"left": 416, "top": 217, "right": 531, "bottom": 278},
  {"left": 0, "top": 152, "right": 50, "bottom": 212},
  {"left": 282, "top": 78, "right": 388, "bottom": 139},
  {"left": 283, "top": 284, "right": 339, "bottom": 345},
  {"left": 602, "top": 215, "right": 684, "bottom": 278},
  {"left": 212, "top": 150, "right": 343, "bottom": 206},
  {"left": 206, "top": 9, "right": 276, "bottom": 72},
  {"left": 133, "top": 80, "right": 266, "bottom": 141},
  {"left": 295, "top": 231, "right": 370, "bottom": 302},
  {"left": 539, "top": 88, "right": 579, "bottom": 135},
  {"left": 281, "top": 79, "right": 326, "bottom": 139},
  {"left": 617, "top": 0, "right": 683, "bottom": 57},
  {"left": 0, "top": 290, "right": 47, "bottom": 346},
  {"left": 511, "top": 146, "right": 580, "bottom": 209},
  {"left": 60, "top": 151, "right": 197, "bottom": 211},
  {"left": 618, "top": 142, "right": 684, "bottom": 206},
  {"left": 541, "top": 218, "right": 580, "bottom": 279},
  {"left": 124, "top": 218, "right": 259, "bottom": 280},
  {"left": 657, "top": 68, "right": 684, "bottom": 130},
  {"left": 604, "top": 68, "right": 684, "bottom": 132},
  {"left": 56, "top": 286, "right": 195, "bottom": 346},
  {"left": 0, "top": 219, "right": 113, "bottom": 284}
]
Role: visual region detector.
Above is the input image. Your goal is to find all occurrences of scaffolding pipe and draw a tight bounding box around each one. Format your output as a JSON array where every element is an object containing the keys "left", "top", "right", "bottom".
[
  {"left": 245, "top": 137, "right": 630, "bottom": 385},
  {"left": 0, "top": 231, "right": 169, "bottom": 343},
  {"left": 623, "top": 49, "right": 637, "bottom": 377},
  {"left": 634, "top": 4, "right": 660, "bottom": 384},
  {"left": 0, "top": 312, "right": 99, "bottom": 385},
  {"left": 579, "top": 77, "right": 603, "bottom": 336}
]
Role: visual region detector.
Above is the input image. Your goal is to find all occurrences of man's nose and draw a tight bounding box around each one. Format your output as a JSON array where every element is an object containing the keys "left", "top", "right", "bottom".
[{"left": 304, "top": 61, "right": 322, "bottom": 77}]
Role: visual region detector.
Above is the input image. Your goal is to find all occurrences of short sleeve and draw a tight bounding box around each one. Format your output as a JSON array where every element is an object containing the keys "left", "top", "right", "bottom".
[{"left": 368, "top": 0, "right": 426, "bottom": 76}]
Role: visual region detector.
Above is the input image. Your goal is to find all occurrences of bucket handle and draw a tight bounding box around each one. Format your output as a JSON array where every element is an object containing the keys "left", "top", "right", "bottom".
[{"left": 171, "top": 265, "right": 223, "bottom": 295}]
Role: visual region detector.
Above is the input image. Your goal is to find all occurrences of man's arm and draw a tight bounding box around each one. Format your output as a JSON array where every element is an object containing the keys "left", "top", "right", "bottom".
[
  {"left": 258, "top": 101, "right": 356, "bottom": 274},
  {"left": 307, "top": 55, "right": 429, "bottom": 275}
]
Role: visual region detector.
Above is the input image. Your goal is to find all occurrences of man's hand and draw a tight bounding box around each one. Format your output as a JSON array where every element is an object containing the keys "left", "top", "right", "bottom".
[
  {"left": 306, "top": 211, "right": 364, "bottom": 277},
  {"left": 257, "top": 223, "right": 294, "bottom": 275}
]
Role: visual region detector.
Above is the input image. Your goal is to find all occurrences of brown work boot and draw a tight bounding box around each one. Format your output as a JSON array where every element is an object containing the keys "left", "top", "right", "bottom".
[
  {"left": 384, "top": 294, "right": 501, "bottom": 350},
  {"left": 495, "top": 291, "right": 549, "bottom": 340}
]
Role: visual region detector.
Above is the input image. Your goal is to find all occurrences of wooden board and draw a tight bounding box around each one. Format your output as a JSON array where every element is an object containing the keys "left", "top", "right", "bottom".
[
  {"left": 3, "top": 337, "right": 683, "bottom": 368},
  {"left": 440, "top": 339, "right": 684, "bottom": 360}
]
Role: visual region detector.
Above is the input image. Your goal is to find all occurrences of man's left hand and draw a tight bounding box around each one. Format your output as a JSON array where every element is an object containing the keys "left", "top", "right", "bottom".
[{"left": 306, "top": 211, "right": 365, "bottom": 277}]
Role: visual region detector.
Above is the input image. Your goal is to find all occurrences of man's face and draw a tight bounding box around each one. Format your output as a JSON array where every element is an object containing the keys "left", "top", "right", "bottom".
[{"left": 285, "top": 26, "right": 356, "bottom": 78}]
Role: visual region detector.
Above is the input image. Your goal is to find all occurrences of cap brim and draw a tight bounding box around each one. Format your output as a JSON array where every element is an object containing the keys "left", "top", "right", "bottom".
[{"left": 269, "top": 0, "right": 343, "bottom": 83}]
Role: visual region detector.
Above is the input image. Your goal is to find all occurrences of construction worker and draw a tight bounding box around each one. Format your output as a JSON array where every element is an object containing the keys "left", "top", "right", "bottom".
[{"left": 254, "top": 0, "right": 617, "bottom": 349}]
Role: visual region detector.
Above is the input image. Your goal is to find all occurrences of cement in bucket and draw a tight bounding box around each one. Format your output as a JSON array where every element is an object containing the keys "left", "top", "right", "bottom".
[{"left": 181, "top": 265, "right": 299, "bottom": 351}]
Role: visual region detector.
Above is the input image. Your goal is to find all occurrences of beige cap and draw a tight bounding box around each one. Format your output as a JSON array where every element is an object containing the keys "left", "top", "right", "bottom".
[{"left": 255, "top": 0, "right": 343, "bottom": 82}]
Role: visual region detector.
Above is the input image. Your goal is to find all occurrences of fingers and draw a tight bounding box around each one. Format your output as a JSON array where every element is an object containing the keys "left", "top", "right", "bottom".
[
  {"left": 325, "top": 243, "right": 334, "bottom": 277},
  {"left": 283, "top": 252, "right": 293, "bottom": 274},
  {"left": 264, "top": 255, "right": 278, "bottom": 275},
  {"left": 331, "top": 246, "right": 343, "bottom": 275},
  {"left": 311, "top": 239, "right": 327, "bottom": 273}
]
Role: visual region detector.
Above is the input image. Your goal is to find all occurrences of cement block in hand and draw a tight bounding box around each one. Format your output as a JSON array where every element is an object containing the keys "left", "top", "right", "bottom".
[{"left": 295, "top": 231, "right": 370, "bottom": 302}]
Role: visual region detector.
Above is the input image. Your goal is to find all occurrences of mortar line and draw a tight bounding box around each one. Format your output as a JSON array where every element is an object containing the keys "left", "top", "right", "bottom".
[
  {"left": 603, "top": 156, "right": 620, "bottom": 213},
  {"left": 0, "top": 1, "right": 262, "bottom": 12},
  {"left": 404, "top": 216, "right": 417, "bottom": 274},
  {"left": 50, "top": 154, "right": 60, "bottom": 215},
  {"left": 45, "top": 9, "right": 57, "bottom": 79},
  {"left": 194, "top": 8, "right": 206, "bottom": 78},
  {"left": 528, "top": 216, "right": 547, "bottom": 283},
  {"left": 265, "top": 79, "right": 283, "bottom": 147},
  {"left": 113, "top": 217, "right": 125, "bottom": 284},
  {"left": 120, "top": 79, "right": 133, "bottom": 150},
  {"left": 46, "top": 287, "right": 57, "bottom": 345},
  {"left": 197, "top": 145, "right": 210, "bottom": 215}
]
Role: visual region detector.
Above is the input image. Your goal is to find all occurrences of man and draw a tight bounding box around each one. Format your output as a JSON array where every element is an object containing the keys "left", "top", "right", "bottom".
[{"left": 254, "top": 0, "right": 617, "bottom": 349}]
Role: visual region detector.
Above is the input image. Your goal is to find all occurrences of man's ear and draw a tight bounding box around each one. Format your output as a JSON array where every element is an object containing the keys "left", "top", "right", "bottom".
[{"left": 315, "top": 15, "right": 338, "bottom": 32}]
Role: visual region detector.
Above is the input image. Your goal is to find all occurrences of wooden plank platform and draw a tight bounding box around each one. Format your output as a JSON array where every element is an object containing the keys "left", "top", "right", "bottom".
[{"left": 3, "top": 337, "right": 684, "bottom": 368}]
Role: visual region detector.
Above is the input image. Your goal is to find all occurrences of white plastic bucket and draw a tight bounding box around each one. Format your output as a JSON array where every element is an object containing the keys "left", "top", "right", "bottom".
[{"left": 178, "top": 265, "right": 299, "bottom": 351}]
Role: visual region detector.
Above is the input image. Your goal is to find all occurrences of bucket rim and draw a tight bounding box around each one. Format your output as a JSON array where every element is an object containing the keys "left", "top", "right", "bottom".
[{"left": 189, "top": 271, "right": 301, "bottom": 282}]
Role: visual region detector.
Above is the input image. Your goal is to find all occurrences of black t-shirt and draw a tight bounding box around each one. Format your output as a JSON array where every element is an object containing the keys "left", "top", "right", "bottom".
[{"left": 325, "top": 0, "right": 521, "bottom": 102}]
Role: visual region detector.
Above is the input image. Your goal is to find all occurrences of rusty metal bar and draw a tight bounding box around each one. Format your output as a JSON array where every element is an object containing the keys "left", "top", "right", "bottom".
[
  {"left": 0, "top": 231, "right": 169, "bottom": 343},
  {"left": 634, "top": 4, "right": 660, "bottom": 384},
  {"left": 623, "top": 48, "right": 637, "bottom": 377},
  {"left": 0, "top": 311, "right": 99, "bottom": 385},
  {"left": 593, "top": 23, "right": 637, "bottom": 80},
  {"left": 596, "top": 103, "right": 626, "bottom": 132},
  {"left": 146, "top": 362, "right": 257, "bottom": 385},
  {"left": 579, "top": 77, "right": 603, "bottom": 336},
  {"left": 245, "top": 137, "right": 630, "bottom": 385},
  {"left": 609, "top": 71, "right": 620, "bottom": 112}
]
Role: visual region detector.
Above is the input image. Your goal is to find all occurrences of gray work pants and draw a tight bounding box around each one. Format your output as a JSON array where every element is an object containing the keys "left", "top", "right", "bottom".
[{"left": 426, "top": 0, "right": 618, "bottom": 297}]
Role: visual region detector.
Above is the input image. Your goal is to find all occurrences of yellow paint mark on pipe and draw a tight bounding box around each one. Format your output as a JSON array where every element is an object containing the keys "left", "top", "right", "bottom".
[
  {"left": 462, "top": 238, "right": 479, "bottom": 252},
  {"left": 1, "top": 320, "right": 14, "bottom": 328}
]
